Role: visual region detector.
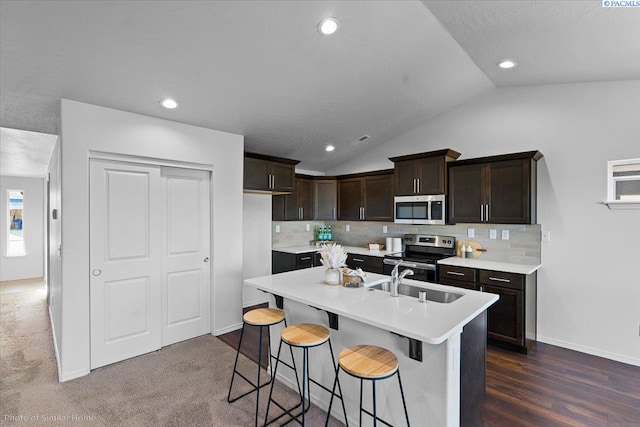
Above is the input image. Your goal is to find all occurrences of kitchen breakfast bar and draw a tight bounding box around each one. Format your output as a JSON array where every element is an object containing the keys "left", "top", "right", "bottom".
[{"left": 244, "top": 267, "right": 498, "bottom": 426}]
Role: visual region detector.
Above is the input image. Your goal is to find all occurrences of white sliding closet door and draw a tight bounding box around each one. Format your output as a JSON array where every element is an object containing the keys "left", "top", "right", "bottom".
[
  {"left": 161, "top": 167, "right": 211, "bottom": 346},
  {"left": 89, "top": 160, "right": 163, "bottom": 369},
  {"left": 90, "top": 160, "right": 211, "bottom": 369}
]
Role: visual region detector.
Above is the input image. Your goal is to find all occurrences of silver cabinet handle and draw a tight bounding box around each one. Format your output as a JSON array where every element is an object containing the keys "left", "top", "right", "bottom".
[
  {"left": 486, "top": 204, "right": 489, "bottom": 222},
  {"left": 333, "top": 207, "right": 336, "bottom": 219},
  {"left": 481, "top": 205, "right": 484, "bottom": 222},
  {"left": 92, "top": 269, "right": 101, "bottom": 276},
  {"left": 272, "top": 174, "right": 275, "bottom": 189},
  {"left": 417, "top": 178, "right": 420, "bottom": 193},
  {"left": 268, "top": 174, "right": 272, "bottom": 189},
  {"left": 204, "top": 257, "right": 210, "bottom": 263},
  {"left": 413, "top": 178, "right": 417, "bottom": 193},
  {"left": 488, "top": 277, "right": 510, "bottom": 283},
  {"left": 300, "top": 256, "right": 311, "bottom": 261},
  {"left": 362, "top": 207, "right": 365, "bottom": 220},
  {"left": 447, "top": 271, "right": 465, "bottom": 276},
  {"left": 352, "top": 258, "right": 364, "bottom": 262}
]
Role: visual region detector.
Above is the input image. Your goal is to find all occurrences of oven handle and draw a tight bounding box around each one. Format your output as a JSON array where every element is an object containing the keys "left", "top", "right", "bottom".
[{"left": 383, "top": 258, "right": 436, "bottom": 271}]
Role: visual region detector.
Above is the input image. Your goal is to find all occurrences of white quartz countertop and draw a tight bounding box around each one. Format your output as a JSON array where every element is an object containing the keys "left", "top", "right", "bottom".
[
  {"left": 244, "top": 267, "right": 498, "bottom": 345},
  {"left": 273, "top": 245, "right": 401, "bottom": 257},
  {"left": 438, "top": 257, "right": 541, "bottom": 275}
]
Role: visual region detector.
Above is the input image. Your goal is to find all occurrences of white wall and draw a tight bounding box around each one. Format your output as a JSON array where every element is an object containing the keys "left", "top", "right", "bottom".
[
  {"left": 242, "top": 193, "right": 272, "bottom": 307},
  {"left": 0, "top": 175, "right": 45, "bottom": 281},
  {"left": 327, "top": 80, "right": 640, "bottom": 366},
  {"left": 57, "top": 99, "right": 244, "bottom": 381},
  {"left": 47, "top": 139, "right": 62, "bottom": 367}
]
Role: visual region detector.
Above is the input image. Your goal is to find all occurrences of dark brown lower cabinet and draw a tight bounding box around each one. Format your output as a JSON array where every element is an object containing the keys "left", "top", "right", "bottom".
[
  {"left": 272, "top": 251, "right": 320, "bottom": 274},
  {"left": 481, "top": 284, "right": 523, "bottom": 346},
  {"left": 438, "top": 264, "right": 536, "bottom": 352},
  {"left": 345, "top": 253, "right": 384, "bottom": 274}
]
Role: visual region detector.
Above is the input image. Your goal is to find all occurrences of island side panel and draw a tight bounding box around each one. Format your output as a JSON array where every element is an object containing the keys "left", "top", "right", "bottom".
[
  {"left": 460, "top": 311, "right": 487, "bottom": 426},
  {"left": 267, "top": 296, "right": 451, "bottom": 427}
]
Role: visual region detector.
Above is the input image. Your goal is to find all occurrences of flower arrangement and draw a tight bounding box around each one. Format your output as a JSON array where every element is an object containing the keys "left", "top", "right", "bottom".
[{"left": 317, "top": 243, "right": 348, "bottom": 270}]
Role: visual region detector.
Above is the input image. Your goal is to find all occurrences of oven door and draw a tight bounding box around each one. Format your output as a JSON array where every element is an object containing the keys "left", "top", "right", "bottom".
[{"left": 383, "top": 258, "right": 436, "bottom": 282}]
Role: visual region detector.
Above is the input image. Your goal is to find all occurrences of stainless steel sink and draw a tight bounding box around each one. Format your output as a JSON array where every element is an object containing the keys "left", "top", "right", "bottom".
[{"left": 367, "top": 281, "right": 463, "bottom": 303}]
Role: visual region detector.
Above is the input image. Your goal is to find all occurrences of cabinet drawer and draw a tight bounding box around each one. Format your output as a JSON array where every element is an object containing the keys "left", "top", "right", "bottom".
[
  {"left": 478, "top": 270, "right": 524, "bottom": 290},
  {"left": 347, "top": 254, "right": 383, "bottom": 274},
  {"left": 295, "top": 253, "right": 315, "bottom": 269},
  {"left": 438, "top": 265, "right": 476, "bottom": 283},
  {"left": 438, "top": 276, "right": 477, "bottom": 291}
]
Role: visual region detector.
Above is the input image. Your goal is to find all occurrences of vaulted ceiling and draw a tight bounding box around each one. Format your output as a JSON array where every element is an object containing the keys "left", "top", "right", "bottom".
[{"left": 1, "top": 1, "right": 638, "bottom": 173}]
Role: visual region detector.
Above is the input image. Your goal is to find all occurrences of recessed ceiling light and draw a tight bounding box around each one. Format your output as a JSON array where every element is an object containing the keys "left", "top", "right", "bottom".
[
  {"left": 318, "top": 17, "right": 340, "bottom": 35},
  {"left": 325, "top": 145, "right": 335, "bottom": 152},
  {"left": 161, "top": 98, "right": 179, "bottom": 109},
  {"left": 497, "top": 59, "right": 517, "bottom": 69}
]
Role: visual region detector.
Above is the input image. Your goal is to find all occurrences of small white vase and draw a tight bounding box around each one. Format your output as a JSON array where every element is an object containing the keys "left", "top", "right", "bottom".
[{"left": 324, "top": 268, "right": 340, "bottom": 285}]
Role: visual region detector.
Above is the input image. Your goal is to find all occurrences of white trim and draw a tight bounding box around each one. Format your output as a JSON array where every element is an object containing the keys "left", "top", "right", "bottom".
[
  {"left": 602, "top": 200, "right": 640, "bottom": 210},
  {"left": 213, "top": 322, "right": 242, "bottom": 336},
  {"left": 59, "top": 368, "right": 91, "bottom": 383},
  {"left": 243, "top": 298, "right": 270, "bottom": 308},
  {"left": 537, "top": 335, "right": 640, "bottom": 367},
  {"left": 88, "top": 151, "right": 214, "bottom": 172},
  {"left": 48, "top": 305, "right": 61, "bottom": 381}
]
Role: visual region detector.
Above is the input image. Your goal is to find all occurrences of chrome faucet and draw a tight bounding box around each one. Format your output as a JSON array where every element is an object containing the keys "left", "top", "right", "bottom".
[{"left": 390, "top": 263, "right": 414, "bottom": 297}]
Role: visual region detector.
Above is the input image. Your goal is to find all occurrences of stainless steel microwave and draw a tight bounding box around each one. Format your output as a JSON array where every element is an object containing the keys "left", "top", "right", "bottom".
[{"left": 394, "top": 195, "right": 446, "bottom": 225}]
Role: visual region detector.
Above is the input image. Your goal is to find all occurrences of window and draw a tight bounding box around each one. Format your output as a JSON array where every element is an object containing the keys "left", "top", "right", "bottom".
[
  {"left": 605, "top": 159, "right": 640, "bottom": 209},
  {"left": 7, "top": 190, "right": 26, "bottom": 256}
]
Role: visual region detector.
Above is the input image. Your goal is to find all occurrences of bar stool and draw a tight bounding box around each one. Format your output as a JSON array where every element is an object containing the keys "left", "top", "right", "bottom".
[
  {"left": 227, "top": 308, "right": 297, "bottom": 427},
  {"left": 264, "top": 323, "right": 348, "bottom": 426},
  {"left": 326, "top": 345, "right": 410, "bottom": 427}
]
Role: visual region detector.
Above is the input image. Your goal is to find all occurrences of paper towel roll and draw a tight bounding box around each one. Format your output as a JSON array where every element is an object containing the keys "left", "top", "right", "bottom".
[
  {"left": 392, "top": 238, "right": 402, "bottom": 253},
  {"left": 385, "top": 237, "right": 393, "bottom": 251}
]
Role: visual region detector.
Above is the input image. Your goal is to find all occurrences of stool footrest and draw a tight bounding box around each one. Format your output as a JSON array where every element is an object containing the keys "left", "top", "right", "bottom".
[
  {"left": 361, "top": 408, "right": 394, "bottom": 427},
  {"left": 227, "top": 371, "right": 272, "bottom": 403}
]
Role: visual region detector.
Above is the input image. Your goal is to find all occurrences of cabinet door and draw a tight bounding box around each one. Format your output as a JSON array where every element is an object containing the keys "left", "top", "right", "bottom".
[
  {"left": 244, "top": 157, "right": 270, "bottom": 191},
  {"left": 295, "top": 253, "right": 314, "bottom": 269},
  {"left": 486, "top": 159, "right": 531, "bottom": 224},
  {"left": 363, "top": 174, "right": 393, "bottom": 221},
  {"left": 481, "top": 284, "right": 524, "bottom": 346},
  {"left": 394, "top": 160, "right": 417, "bottom": 196},
  {"left": 338, "top": 179, "right": 363, "bottom": 220},
  {"left": 448, "top": 164, "right": 484, "bottom": 223},
  {"left": 272, "top": 195, "right": 285, "bottom": 221},
  {"left": 297, "top": 178, "right": 314, "bottom": 220},
  {"left": 314, "top": 180, "right": 337, "bottom": 220},
  {"left": 417, "top": 156, "right": 446, "bottom": 194},
  {"left": 270, "top": 162, "right": 295, "bottom": 192}
]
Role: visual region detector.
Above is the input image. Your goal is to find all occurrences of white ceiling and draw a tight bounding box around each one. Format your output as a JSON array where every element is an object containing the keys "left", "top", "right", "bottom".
[
  {"left": 1, "top": 1, "right": 638, "bottom": 172},
  {"left": 0, "top": 128, "right": 56, "bottom": 177}
]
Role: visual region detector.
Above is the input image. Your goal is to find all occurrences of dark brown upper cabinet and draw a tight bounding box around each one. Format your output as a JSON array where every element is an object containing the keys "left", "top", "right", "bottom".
[
  {"left": 314, "top": 179, "right": 337, "bottom": 221},
  {"left": 337, "top": 170, "right": 394, "bottom": 221},
  {"left": 448, "top": 151, "right": 543, "bottom": 224},
  {"left": 273, "top": 175, "right": 314, "bottom": 221},
  {"left": 244, "top": 152, "right": 299, "bottom": 194},
  {"left": 389, "top": 149, "right": 461, "bottom": 196}
]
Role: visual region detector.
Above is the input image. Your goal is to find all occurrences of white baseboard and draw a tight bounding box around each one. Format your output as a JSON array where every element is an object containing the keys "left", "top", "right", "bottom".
[
  {"left": 59, "top": 368, "right": 91, "bottom": 383},
  {"left": 48, "top": 306, "right": 62, "bottom": 381},
  {"left": 214, "top": 322, "right": 242, "bottom": 336},
  {"left": 537, "top": 335, "right": 640, "bottom": 367},
  {"left": 243, "top": 298, "right": 270, "bottom": 308}
]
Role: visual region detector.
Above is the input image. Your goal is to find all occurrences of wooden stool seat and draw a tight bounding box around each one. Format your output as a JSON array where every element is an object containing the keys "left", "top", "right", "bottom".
[
  {"left": 243, "top": 308, "right": 286, "bottom": 326},
  {"left": 281, "top": 323, "right": 330, "bottom": 347},
  {"left": 339, "top": 345, "right": 399, "bottom": 379}
]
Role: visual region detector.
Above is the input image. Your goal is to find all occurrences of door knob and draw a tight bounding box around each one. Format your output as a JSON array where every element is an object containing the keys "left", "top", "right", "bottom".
[
  {"left": 203, "top": 257, "right": 210, "bottom": 263},
  {"left": 92, "top": 269, "right": 102, "bottom": 276}
]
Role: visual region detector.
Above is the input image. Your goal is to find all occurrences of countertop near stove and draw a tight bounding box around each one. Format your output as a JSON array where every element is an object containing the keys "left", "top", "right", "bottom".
[
  {"left": 273, "top": 245, "right": 401, "bottom": 257},
  {"left": 438, "top": 257, "right": 541, "bottom": 275}
]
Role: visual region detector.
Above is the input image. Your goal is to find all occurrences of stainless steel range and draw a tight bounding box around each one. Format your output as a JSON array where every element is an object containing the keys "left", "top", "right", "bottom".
[{"left": 383, "top": 234, "right": 456, "bottom": 282}]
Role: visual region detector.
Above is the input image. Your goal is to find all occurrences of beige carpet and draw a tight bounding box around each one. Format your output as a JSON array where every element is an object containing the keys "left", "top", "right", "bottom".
[{"left": 0, "top": 286, "right": 343, "bottom": 426}]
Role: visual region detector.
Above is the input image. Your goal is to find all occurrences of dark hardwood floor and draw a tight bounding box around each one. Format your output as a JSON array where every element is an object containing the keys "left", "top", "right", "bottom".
[{"left": 219, "top": 310, "right": 640, "bottom": 427}]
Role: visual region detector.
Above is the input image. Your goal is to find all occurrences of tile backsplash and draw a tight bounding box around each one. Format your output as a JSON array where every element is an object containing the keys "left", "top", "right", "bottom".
[{"left": 273, "top": 220, "right": 541, "bottom": 265}]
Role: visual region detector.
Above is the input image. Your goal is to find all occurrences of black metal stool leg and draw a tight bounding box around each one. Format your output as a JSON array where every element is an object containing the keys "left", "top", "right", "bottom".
[
  {"left": 227, "top": 323, "right": 246, "bottom": 403},
  {"left": 254, "top": 325, "right": 264, "bottom": 427},
  {"left": 397, "top": 370, "right": 410, "bottom": 427},
  {"left": 263, "top": 339, "right": 283, "bottom": 426},
  {"left": 372, "top": 379, "right": 377, "bottom": 427},
  {"left": 327, "top": 339, "right": 348, "bottom": 427},
  {"left": 324, "top": 364, "right": 340, "bottom": 427}
]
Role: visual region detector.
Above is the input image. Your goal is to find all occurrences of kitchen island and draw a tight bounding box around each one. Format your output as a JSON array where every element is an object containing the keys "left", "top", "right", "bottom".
[{"left": 244, "top": 267, "right": 498, "bottom": 426}]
